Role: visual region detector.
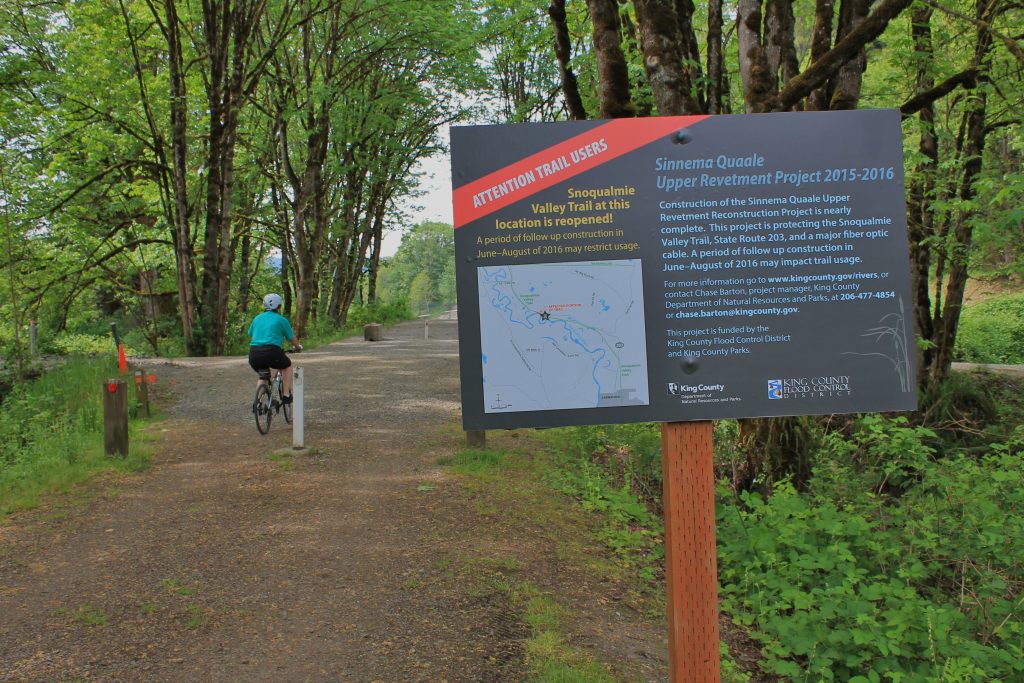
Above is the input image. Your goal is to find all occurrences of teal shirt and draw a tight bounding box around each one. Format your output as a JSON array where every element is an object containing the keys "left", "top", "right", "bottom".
[{"left": 248, "top": 311, "right": 295, "bottom": 347}]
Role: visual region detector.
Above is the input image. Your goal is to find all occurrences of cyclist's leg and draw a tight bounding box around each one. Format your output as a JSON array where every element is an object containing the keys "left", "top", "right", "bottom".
[
  {"left": 265, "top": 346, "right": 293, "bottom": 400},
  {"left": 281, "top": 366, "right": 293, "bottom": 398}
]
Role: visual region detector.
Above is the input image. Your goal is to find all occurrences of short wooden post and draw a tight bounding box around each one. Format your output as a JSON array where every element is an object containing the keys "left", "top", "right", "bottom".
[
  {"left": 134, "top": 369, "right": 150, "bottom": 418},
  {"left": 466, "top": 430, "right": 486, "bottom": 448},
  {"left": 661, "top": 420, "right": 720, "bottom": 682},
  {"left": 103, "top": 379, "right": 129, "bottom": 457},
  {"left": 292, "top": 367, "right": 304, "bottom": 449},
  {"left": 364, "top": 323, "right": 382, "bottom": 341}
]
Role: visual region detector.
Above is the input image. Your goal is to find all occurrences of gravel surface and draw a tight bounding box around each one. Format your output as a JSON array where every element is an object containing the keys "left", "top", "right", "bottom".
[{"left": 0, "top": 319, "right": 671, "bottom": 682}]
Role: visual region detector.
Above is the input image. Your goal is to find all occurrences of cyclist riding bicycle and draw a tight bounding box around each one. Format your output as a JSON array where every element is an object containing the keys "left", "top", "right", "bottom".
[{"left": 248, "top": 293, "right": 301, "bottom": 403}]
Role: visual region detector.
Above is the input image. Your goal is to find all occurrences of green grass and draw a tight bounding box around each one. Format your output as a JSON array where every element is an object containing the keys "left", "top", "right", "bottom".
[
  {"left": 440, "top": 434, "right": 756, "bottom": 681},
  {"left": 66, "top": 604, "right": 107, "bottom": 627},
  {"left": 955, "top": 292, "right": 1024, "bottom": 364},
  {"left": 440, "top": 442, "right": 657, "bottom": 681},
  {"left": 519, "top": 588, "right": 616, "bottom": 683},
  {"left": 161, "top": 577, "right": 197, "bottom": 597},
  {"left": 183, "top": 604, "right": 207, "bottom": 629},
  {"left": 0, "top": 357, "right": 155, "bottom": 516},
  {"left": 139, "top": 601, "right": 162, "bottom": 615},
  {"left": 267, "top": 450, "right": 295, "bottom": 471}
]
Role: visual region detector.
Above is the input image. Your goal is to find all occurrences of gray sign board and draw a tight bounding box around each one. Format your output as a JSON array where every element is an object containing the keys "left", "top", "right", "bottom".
[{"left": 451, "top": 111, "right": 917, "bottom": 430}]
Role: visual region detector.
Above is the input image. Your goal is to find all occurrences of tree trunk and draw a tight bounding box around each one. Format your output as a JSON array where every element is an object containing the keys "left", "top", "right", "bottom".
[
  {"left": 632, "top": 0, "right": 702, "bottom": 115},
  {"left": 706, "top": 0, "right": 725, "bottom": 113},
  {"left": 773, "top": 0, "right": 915, "bottom": 111},
  {"left": 737, "top": 0, "right": 776, "bottom": 112},
  {"left": 764, "top": 0, "right": 800, "bottom": 91},
  {"left": 828, "top": 0, "right": 870, "bottom": 109},
  {"left": 806, "top": 0, "right": 836, "bottom": 111},
  {"left": 928, "top": 0, "right": 997, "bottom": 386},
  {"left": 586, "top": 0, "right": 635, "bottom": 118},
  {"left": 673, "top": 0, "right": 704, "bottom": 96},
  {"left": 163, "top": 0, "right": 200, "bottom": 354},
  {"left": 548, "top": 0, "right": 588, "bottom": 120},
  {"left": 367, "top": 205, "right": 383, "bottom": 305},
  {"left": 906, "top": 6, "right": 937, "bottom": 380}
]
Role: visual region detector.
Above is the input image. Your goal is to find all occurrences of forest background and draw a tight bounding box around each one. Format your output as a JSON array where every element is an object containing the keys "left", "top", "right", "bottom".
[{"left": 1, "top": 0, "right": 1023, "bottom": 679}]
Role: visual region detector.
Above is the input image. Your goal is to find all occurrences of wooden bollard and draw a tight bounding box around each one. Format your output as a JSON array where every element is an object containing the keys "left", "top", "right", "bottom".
[
  {"left": 466, "top": 430, "right": 486, "bottom": 448},
  {"left": 364, "top": 323, "right": 382, "bottom": 341},
  {"left": 134, "top": 369, "right": 150, "bottom": 418},
  {"left": 103, "top": 379, "right": 129, "bottom": 456}
]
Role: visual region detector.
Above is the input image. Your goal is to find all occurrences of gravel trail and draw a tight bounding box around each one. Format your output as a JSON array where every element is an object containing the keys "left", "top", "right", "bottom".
[{"left": 0, "top": 319, "right": 669, "bottom": 682}]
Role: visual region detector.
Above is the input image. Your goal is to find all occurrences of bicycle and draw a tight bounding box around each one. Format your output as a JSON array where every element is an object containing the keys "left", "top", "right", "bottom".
[{"left": 252, "top": 349, "right": 299, "bottom": 435}]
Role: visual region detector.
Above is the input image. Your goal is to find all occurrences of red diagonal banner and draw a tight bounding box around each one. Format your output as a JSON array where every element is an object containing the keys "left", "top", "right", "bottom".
[{"left": 452, "top": 115, "right": 709, "bottom": 228}]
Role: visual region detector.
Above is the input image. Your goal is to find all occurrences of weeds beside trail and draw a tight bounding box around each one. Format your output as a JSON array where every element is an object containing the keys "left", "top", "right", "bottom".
[
  {"left": 0, "top": 320, "right": 671, "bottom": 682},
  {"left": 0, "top": 357, "right": 153, "bottom": 515}
]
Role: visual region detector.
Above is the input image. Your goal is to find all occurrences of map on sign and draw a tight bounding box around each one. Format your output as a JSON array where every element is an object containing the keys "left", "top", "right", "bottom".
[{"left": 478, "top": 260, "right": 650, "bottom": 413}]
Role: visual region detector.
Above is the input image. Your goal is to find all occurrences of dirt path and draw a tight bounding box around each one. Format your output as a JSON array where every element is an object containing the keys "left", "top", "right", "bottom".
[{"left": 0, "top": 320, "right": 669, "bottom": 682}]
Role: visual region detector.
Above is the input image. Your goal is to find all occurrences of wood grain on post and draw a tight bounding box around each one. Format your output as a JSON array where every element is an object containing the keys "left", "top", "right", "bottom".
[
  {"left": 103, "top": 379, "right": 129, "bottom": 457},
  {"left": 466, "top": 430, "right": 486, "bottom": 448},
  {"left": 661, "top": 420, "right": 720, "bottom": 682}
]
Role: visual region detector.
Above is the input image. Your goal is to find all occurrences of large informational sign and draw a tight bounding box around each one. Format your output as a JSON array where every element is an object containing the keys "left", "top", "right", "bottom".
[{"left": 451, "top": 111, "right": 917, "bottom": 430}]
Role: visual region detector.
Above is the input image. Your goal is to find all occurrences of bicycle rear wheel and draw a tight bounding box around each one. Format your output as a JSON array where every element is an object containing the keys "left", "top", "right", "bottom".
[
  {"left": 254, "top": 383, "right": 273, "bottom": 434},
  {"left": 279, "top": 380, "right": 292, "bottom": 424}
]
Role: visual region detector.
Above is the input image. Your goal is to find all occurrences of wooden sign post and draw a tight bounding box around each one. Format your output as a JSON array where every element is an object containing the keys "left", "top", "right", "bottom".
[
  {"left": 103, "top": 379, "right": 129, "bottom": 457},
  {"left": 661, "top": 420, "right": 720, "bottom": 681}
]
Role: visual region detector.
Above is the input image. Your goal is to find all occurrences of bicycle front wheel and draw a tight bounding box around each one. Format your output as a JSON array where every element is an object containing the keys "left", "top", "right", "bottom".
[{"left": 254, "top": 384, "right": 273, "bottom": 434}]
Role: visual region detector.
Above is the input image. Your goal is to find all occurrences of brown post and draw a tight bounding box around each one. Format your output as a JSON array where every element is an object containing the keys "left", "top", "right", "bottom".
[
  {"left": 364, "top": 323, "right": 383, "bottom": 341},
  {"left": 661, "top": 420, "right": 720, "bottom": 682},
  {"left": 103, "top": 379, "right": 129, "bottom": 456},
  {"left": 466, "top": 430, "right": 486, "bottom": 448},
  {"left": 134, "top": 369, "right": 150, "bottom": 418}
]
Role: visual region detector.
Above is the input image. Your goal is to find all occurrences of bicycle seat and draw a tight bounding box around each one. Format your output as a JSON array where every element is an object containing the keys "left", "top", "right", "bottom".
[{"left": 257, "top": 368, "right": 272, "bottom": 381}]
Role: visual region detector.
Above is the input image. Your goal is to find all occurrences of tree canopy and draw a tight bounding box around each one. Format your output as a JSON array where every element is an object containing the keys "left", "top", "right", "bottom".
[{"left": 1, "top": 0, "right": 1020, "bottom": 373}]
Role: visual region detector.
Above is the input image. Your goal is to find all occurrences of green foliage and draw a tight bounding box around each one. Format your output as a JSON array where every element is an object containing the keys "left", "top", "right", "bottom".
[
  {"left": 0, "top": 357, "right": 150, "bottom": 514},
  {"left": 46, "top": 333, "right": 138, "bottom": 357},
  {"left": 378, "top": 221, "right": 454, "bottom": 309},
  {"left": 955, "top": 293, "right": 1024, "bottom": 364},
  {"left": 919, "top": 371, "right": 1000, "bottom": 441},
  {"left": 718, "top": 416, "right": 1024, "bottom": 681},
  {"left": 409, "top": 271, "right": 435, "bottom": 314},
  {"left": 543, "top": 425, "right": 664, "bottom": 580},
  {"left": 443, "top": 447, "right": 508, "bottom": 477},
  {"left": 345, "top": 300, "right": 413, "bottom": 329}
]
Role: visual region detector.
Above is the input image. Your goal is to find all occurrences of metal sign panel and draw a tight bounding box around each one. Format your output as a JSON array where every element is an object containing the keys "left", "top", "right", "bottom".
[{"left": 451, "top": 111, "right": 917, "bottom": 430}]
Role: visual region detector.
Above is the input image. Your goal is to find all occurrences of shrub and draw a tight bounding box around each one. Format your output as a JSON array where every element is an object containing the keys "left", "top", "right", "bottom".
[
  {"left": 47, "top": 333, "right": 138, "bottom": 357},
  {"left": 955, "top": 293, "right": 1024, "bottom": 364},
  {"left": 718, "top": 416, "right": 1024, "bottom": 681},
  {"left": 0, "top": 357, "right": 147, "bottom": 513}
]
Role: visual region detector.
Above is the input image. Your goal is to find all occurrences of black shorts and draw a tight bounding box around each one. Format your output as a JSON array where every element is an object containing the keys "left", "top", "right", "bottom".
[{"left": 249, "top": 345, "right": 291, "bottom": 372}]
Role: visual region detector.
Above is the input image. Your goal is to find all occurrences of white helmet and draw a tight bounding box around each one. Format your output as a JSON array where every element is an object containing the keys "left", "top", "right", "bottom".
[{"left": 262, "top": 293, "right": 283, "bottom": 311}]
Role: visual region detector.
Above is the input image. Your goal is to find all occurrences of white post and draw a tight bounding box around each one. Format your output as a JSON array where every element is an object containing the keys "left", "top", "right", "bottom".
[
  {"left": 292, "top": 366, "right": 304, "bottom": 449},
  {"left": 424, "top": 318, "right": 429, "bottom": 340}
]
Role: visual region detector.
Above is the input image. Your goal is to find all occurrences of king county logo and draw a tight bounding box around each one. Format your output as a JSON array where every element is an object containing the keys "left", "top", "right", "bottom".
[{"left": 767, "top": 380, "right": 783, "bottom": 399}]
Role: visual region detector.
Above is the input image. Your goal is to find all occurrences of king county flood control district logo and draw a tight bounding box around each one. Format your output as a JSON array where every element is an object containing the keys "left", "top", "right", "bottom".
[{"left": 768, "top": 376, "right": 852, "bottom": 399}]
